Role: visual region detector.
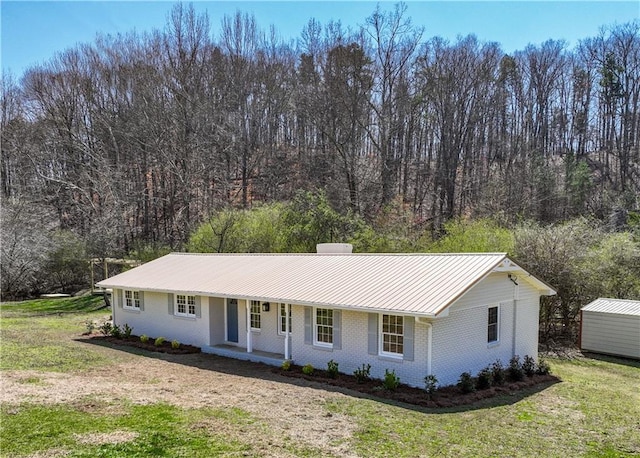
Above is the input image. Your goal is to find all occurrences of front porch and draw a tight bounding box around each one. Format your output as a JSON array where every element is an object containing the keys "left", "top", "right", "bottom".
[{"left": 202, "top": 344, "right": 288, "bottom": 367}]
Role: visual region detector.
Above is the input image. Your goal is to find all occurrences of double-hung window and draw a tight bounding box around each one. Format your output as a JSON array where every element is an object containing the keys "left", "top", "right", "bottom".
[
  {"left": 176, "top": 294, "right": 196, "bottom": 317},
  {"left": 250, "top": 300, "right": 261, "bottom": 330},
  {"left": 278, "top": 303, "right": 292, "bottom": 335},
  {"left": 487, "top": 305, "right": 499, "bottom": 343},
  {"left": 381, "top": 314, "right": 404, "bottom": 357},
  {"left": 314, "top": 308, "right": 333, "bottom": 346},
  {"left": 124, "top": 290, "right": 140, "bottom": 310}
]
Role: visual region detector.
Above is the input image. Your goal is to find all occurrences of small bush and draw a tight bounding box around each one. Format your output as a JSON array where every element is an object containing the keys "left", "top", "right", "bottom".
[
  {"left": 458, "top": 372, "right": 476, "bottom": 393},
  {"left": 353, "top": 363, "right": 371, "bottom": 383},
  {"left": 281, "top": 360, "right": 291, "bottom": 371},
  {"left": 491, "top": 360, "right": 506, "bottom": 386},
  {"left": 110, "top": 324, "right": 122, "bottom": 339},
  {"left": 99, "top": 322, "right": 112, "bottom": 336},
  {"left": 302, "top": 364, "right": 314, "bottom": 375},
  {"left": 536, "top": 358, "right": 551, "bottom": 375},
  {"left": 154, "top": 337, "right": 165, "bottom": 347},
  {"left": 522, "top": 355, "right": 536, "bottom": 377},
  {"left": 171, "top": 340, "right": 180, "bottom": 349},
  {"left": 122, "top": 323, "right": 133, "bottom": 339},
  {"left": 382, "top": 369, "right": 400, "bottom": 391},
  {"left": 476, "top": 366, "right": 493, "bottom": 390},
  {"left": 424, "top": 374, "right": 438, "bottom": 397},
  {"left": 84, "top": 320, "right": 96, "bottom": 334},
  {"left": 327, "top": 359, "right": 339, "bottom": 378},
  {"left": 140, "top": 334, "right": 149, "bottom": 343},
  {"left": 508, "top": 355, "right": 525, "bottom": 382}
]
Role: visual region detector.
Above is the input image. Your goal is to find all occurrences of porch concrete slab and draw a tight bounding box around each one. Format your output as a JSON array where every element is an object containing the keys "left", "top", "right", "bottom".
[{"left": 202, "top": 344, "right": 288, "bottom": 367}]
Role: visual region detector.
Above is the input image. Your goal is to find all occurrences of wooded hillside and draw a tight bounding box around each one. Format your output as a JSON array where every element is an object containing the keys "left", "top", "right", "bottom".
[{"left": 1, "top": 4, "right": 639, "bottom": 303}]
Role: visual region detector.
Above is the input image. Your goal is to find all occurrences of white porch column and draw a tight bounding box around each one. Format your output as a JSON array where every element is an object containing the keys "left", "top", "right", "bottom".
[
  {"left": 284, "top": 303, "right": 290, "bottom": 360},
  {"left": 426, "top": 322, "right": 433, "bottom": 375},
  {"left": 246, "top": 301, "right": 253, "bottom": 353}
]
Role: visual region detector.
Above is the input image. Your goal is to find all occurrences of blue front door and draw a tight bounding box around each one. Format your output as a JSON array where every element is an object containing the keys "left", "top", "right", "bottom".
[{"left": 227, "top": 299, "right": 238, "bottom": 343}]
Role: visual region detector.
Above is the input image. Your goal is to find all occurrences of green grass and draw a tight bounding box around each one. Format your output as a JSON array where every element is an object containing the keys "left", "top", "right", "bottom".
[
  {"left": 2, "top": 297, "right": 639, "bottom": 457},
  {"left": 1, "top": 295, "right": 106, "bottom": 316},
  {"left": 0, "top": 403, "right": 253, "bottom": 457},
  {"left": 324, "top": 356, "right": 640, "bottom": 457},
  {"left": 0, "top": 295, "right": 117, "bottom": 371}
]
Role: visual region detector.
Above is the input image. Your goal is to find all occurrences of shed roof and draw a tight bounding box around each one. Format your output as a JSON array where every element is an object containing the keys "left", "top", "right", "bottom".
[
  {"left": 581, "top": 298, "right": 640, "bottom": 316},
  {"left": 97, "top": 252, "right": 555, "bottom": 317}
]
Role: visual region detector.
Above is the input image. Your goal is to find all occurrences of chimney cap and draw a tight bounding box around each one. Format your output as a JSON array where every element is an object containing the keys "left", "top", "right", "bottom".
[{"left": 316, "top": 243, "right": 353, "bottom": 254}]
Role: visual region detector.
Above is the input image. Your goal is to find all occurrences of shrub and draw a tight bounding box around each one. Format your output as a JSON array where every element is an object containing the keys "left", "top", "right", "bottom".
[
  {"left": 382, "top": 369, "right": 400, "bottom": 391},
  {"left": 424, "top": 374, "right": 438, "bottom": 397},
  {"left": 154, "top": 337, "right": 165, "bottom": 347},
  {"left": 171, "top": 340, "right": 180, "bottom": 349},
  {"left": 122, "top": 323, "right": 133, "bottom": 339},
  {"left": 491, "top": 360, "right": 506, "bottom": 386},
  {"left": 353, "top": 363, "right": 371, "bottom": 383},
  {"left": 458, "top": 372, "right": 476, "bottom": 393},
  {"left": 476, "top": 366, "right": 493, "bottom": 390},
  {"left": 302, "top": 364, "right": 314, "bottom": 375},
  {"left": 536, "top": 358, "right": 551, "bottom": 375},
  {"left": 109, "top": 324, "right": 122, "bottom": 339},
  {"left": 281, "top": 360, "right": 291, "bottom": 371},
  {"left": 99, "top": 322, "right": 112, "bottom": 336},
  {"left": 522, "top": 355, "right": 536, "bottom": 377},
  {"left": 140, "top": 334, "right": 149, "bottom": 343},
  {"left": 508, "top": 355, "right": 525, "bottom": 382},
  {"left": 327, "top": 359, "right": 339, "bottom": 378},
  {"left": 84, "top": 320, "right": 96, "bottom": 334}
]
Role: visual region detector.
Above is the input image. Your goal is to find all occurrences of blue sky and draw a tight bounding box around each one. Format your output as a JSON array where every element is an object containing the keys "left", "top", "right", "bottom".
[{"left": 2, "top": 1, "right": 639, "bottom": 77}]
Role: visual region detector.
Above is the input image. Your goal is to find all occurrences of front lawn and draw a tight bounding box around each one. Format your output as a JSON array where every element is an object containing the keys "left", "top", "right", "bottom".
[{"left": 1, "top": 297, "right": 638, "bottom": 457}]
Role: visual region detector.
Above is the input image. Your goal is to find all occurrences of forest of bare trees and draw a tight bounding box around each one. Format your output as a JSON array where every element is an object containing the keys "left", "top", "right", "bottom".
[{"left": 1, "top": 4, "right": 639, "bottom": 261}]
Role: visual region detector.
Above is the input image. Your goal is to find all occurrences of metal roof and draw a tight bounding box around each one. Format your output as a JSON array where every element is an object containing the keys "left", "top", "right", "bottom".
[
  {"left": 581, "top": 298, "right": 640, "bottom": 316},
  {"left": 97, "top": 252, "right": 555, "bottom": 317}
]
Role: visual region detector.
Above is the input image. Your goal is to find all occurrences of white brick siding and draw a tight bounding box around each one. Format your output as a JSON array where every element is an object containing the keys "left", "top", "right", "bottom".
[
  {"left": 113, "top": 290, "right": 210, "bottom": 347},
  {"left": 113, "top": 270, "right": 543, "bottom": 389},
  {"left": 431, "top": 273, "right": 542, "bottom": 386},
  {"left": 291, "top": 307, "right": 430, "bottom": 388}
]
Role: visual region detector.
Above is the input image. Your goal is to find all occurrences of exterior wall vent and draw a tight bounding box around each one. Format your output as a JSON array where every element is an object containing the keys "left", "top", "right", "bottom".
[{"left": 316, "top": 243, "right": 353, "bottom": 254}]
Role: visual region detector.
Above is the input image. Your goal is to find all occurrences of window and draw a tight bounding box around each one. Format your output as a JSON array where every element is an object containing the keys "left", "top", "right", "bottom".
[
  {"left": 488, "top": 306, "right": 499, "bottom": 343},
  {"left": 250, "top": 300, "right": 261, "bottom": 330},
  {"left": 314, "top": 308, "right": 333, "bottom": 346},
  {"left": 381, "top": 314, "right": 404, "bottom": 356},
  {"left": 124, "top": 290, "right": 140, "bottom": 310},
  {"left": 176, "top": 294, "right": 196, "bottom": 317},
  {"left": 278, "top": 303, "right": 292, "bottom": 335}
]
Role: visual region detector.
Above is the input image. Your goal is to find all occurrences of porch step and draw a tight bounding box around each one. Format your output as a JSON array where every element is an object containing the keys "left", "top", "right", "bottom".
[{"left": 202, "top": 344, "right": 289, "bottom": 367}]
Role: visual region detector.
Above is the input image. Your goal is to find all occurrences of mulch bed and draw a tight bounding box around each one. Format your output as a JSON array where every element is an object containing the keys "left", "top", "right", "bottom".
[
  {"left": 90, "top": 335, "right": 201, "bottom": 354},
  {"left": 275, "top": 364, "right": 559, "bottom": 408},
  {"left": 89, "top": 335, "right": 558, "bottom": 407}
]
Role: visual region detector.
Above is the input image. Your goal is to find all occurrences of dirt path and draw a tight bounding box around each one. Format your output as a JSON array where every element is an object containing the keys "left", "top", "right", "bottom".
[{"left": 1, "top": 341, "right": 359, "bottom": 457}]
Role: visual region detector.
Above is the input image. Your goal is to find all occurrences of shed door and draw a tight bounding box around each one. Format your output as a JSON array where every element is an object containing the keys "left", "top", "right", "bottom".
[{"left": 226, "top": 299, "right": 239, "bottom": 343}]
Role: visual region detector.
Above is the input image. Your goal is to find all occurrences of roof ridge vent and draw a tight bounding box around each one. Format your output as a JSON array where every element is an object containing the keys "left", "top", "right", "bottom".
[{"left": 316, "top": 243, "right": 353, "bottom": 254}]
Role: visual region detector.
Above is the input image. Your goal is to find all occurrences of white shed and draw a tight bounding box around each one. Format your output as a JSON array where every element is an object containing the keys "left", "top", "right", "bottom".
[{"left": 580, "top": 298, "right": 640, "bottom": 359}]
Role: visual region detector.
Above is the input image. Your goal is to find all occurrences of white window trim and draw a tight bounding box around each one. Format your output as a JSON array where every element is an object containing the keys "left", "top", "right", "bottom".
[
  {"left": 250, "top": 300, "right": 261, "bottom": 331},
  {"left": 488, "top": 304, "right": 500, "bottom": 345},
  {"left": 313, "top": 307, "right": 333, "bottom": 348},
  {"left": 379, "top": 313, "right": 404, "bottom": 359},
  {"left": 123, "top": 290, "right": 140, "bottom": 310},
  {"left": 175, "top": 294, "right": 196, "bottom": 318},
  {"left": 277, "top": 303, "right": 292, "bottom": 336}
]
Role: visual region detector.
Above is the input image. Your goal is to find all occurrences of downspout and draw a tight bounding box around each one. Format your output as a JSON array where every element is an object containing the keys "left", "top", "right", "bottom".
[
  {"left": 426, "top": 322, "right": 433, "bottom": 376},
  {"left": 284, "top": 303, "right": 290, "bottom": 360},
  {"left": 509, "top": 275, "right": 519, "bottom": 357},
  {"left": 246, "top": 301, "right": 252, "bottom": 353}
]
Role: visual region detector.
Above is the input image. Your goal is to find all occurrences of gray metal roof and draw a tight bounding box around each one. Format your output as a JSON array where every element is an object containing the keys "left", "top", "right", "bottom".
[
  {"left": 581, "top": 298, "right": 640, "bottom": 316},
  {"left": 97, "top": 252, "right": 555, "bottom": 317}
]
